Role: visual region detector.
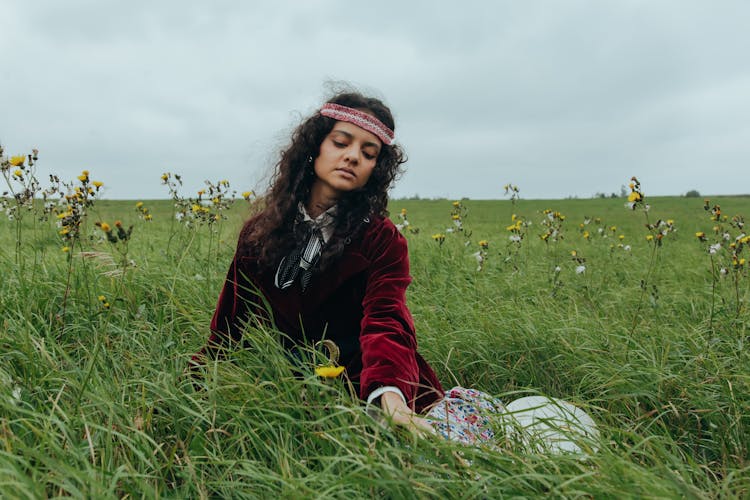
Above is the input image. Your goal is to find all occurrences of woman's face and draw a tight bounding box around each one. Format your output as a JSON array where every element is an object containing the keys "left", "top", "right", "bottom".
[{"left": 312, "top": 120, "right": 382, "bottom": 199}]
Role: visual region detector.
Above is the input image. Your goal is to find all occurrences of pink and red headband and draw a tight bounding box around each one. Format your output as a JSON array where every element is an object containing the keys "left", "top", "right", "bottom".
[{"left": 320, "top": 103, "right": 395, "bottom": 145}]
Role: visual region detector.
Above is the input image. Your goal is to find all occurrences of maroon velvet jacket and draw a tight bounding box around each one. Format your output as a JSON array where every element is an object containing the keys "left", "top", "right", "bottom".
[{"left": 198, "top": 215, "right": 444, "bottom": 413}]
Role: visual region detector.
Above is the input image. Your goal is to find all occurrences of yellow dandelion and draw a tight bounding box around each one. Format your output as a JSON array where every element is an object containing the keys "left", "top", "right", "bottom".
[
  {"left": 619, "top": 234, "right": 625, "bottom": 240},
  {"left": 212, "top": 197, "right": 220, "bottom": 205},
  {"left": 452, "top": 201, "right": 460, "bottom": 207},
  {"left": 242, "top": 191, "right": 253, "bottom": 200},
  {"left": 583, "top": 231, "right": 590, "bottom": 239},
  {"left": 315, "top": 365, "right": 345, "bottom": 378},
  {"left": 56, "top": 212, "right": 67, "bottom": 219},
  {"left": 478, "top": 240, "right": 489, "bottom": 248},
  {"left": 136, "top": 201, "right": 144, "bottom": 208},
  {"left": 99, "top": 222, "right": 111, "bottom": 232},
  {"left": 59, "top": 228, "right": 70, "bottom": 235},
  {"left": 144, "top": 214, "right": 152, "bottom": 221},
  {"left": 452, "top": 214, "right": 460, "bottom": 220},
  {"left": 161, "top": 173, "right": 169, "bottom": 181},
  {"left": 77, "top": 174, "right": 88, "bottom": 182},
  {"left": 61, "top": 246, "right": 70, "bottom": 253},
  {"left": 93, "top": 181, "right": 103, "bottom": 188},
  {"left": 570, "top": 250, "right": 577, "bottom": 257},
  {"left": 628, "top": 191, "right": 641, "bottom": 202},
  {"left": 9, "top": 155, "right": 25, "bottom": 167},
  {"left": 13, "top": 169, "right": 23, "bottom": 178},
  {"left": 646, "top": 235, "right": 654, "bottom": 241},
  {"left": 82, "top": 170, "right": 89, "bottom": 176}
]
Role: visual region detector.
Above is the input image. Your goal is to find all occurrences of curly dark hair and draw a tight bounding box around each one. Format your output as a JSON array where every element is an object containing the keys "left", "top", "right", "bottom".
[{"left": 239, "top": 91, "right": 406, "bottom": 272}]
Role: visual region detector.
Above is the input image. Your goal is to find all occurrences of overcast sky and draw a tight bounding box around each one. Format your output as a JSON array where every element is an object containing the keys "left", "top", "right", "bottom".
[{"left": 2, "top": 1, "right": 748, "bottom": 200}]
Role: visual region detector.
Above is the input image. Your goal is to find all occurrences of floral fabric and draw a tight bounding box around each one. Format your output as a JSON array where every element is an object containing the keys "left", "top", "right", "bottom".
[{"left": 426, "top": 386, "right": 506, "bottom": 447}]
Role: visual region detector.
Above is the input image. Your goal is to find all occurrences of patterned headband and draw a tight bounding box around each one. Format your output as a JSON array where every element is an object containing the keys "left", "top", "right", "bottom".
[{"left": 320, "top": 103, "right": 395, "bottom": 145}]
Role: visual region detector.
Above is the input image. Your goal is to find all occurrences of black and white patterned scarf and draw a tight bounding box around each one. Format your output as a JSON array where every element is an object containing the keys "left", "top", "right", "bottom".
[{"left": 274, "top": 204, "right": 336, "bottom": 292}]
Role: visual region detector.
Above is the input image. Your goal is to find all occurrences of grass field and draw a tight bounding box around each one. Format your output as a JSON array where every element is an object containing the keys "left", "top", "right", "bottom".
[{"left": 1, "top": 176, "right": 748, "bottom": 497}]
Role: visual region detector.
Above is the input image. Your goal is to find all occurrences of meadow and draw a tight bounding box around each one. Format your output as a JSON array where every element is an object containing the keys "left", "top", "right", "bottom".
[{"left": 1, "top": 158, "right": 749, "bottom": 497}]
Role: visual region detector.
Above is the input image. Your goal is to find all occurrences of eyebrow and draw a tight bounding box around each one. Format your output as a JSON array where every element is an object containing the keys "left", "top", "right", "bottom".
[{"left": 330, "top": 129, "right": 381, "bottom": 150}]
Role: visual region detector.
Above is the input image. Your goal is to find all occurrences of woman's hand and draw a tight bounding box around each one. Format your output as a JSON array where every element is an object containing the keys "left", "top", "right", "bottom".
[{"left": 379, "top": 391, "right": 435, "bottom": 437}]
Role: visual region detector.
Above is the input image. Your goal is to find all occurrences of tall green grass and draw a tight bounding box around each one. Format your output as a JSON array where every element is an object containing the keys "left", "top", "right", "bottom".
[{"left": 1, "top": 195, "right": 748, "bottom": 497}]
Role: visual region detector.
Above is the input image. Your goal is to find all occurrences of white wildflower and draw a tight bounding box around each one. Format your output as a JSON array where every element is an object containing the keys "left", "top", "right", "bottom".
[
  {"left": 509, "top": 235, "right": 521, "bottom": 242},
  {"left": 709, "top": 243, "right": 721, "bottom": 255},
  {"left": 624, "top": 245, "right": 631, "bottom": 251},
  {"left": 554, "top": 266, "right": 561, "bottom": 273},
  {"left": 575, "top": 265, "right": 586, "bottom": 274}
]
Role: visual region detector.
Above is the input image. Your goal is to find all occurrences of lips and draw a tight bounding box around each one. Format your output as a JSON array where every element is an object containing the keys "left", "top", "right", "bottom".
[{"left": 336, "top": 167, "right": 356, "bottom": 179}]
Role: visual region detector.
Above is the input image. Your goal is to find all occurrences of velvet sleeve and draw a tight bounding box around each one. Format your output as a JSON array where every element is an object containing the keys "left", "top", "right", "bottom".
[
  {"left": 358, "top": 220, "right": 423, "bottom": 409},
  {"left": 192, "top": 253, "right": 249, "bottom": 363}
]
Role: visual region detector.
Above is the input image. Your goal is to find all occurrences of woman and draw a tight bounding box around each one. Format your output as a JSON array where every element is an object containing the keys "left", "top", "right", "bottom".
[
  {"left": 195, "top": 91, "right": 599, "bottom": 449},
  {"left": 195, "top": 91, "right": 442, "bottom": 433}
]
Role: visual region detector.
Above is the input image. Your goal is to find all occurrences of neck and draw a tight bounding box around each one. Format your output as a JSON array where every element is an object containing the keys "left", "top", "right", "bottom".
[{"left": 306, "top": 182, "right": 339, "bottom": 218}]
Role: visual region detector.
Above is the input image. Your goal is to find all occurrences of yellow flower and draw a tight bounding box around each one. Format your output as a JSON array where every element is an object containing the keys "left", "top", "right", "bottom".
[
  {"left": 400, "top": 208, "right": 407, "bottom": 215},
  {"left": 629, "top": 182, "right": 635, "bottom": 189},
  {"left": 646, "top": 235, "right": 654, "bottom": 241},
  {"left": 93, "top": 181, "right": 103, "bottom": 188},
  {"left": 315, "top": 365, "right": 345, "bottom": 378},
  {"left": 192, "top": 204, "right": 201, "bottom": 212},
  {"left": 56, "top": 212, "right": 67, "bottom": 219},
  {"left": 432, "top": 233, "right": 445, "bottom": 242},
  {"left": 627, "top": 191, "right": 642, "bottom": 202},
  {"left": 583, "top": 231, "right": 590, "bottom": 239},
  {"left": 59, "top": 228, "right": 70, "bottom": 235},
  {"left": 242, "top": 191, "right": 253, "bottom": 200},
  {"left": 144, "top": 214, "right": 152, "bottom": 221},
  {"left": 13, "top": 169, "right": 23, "bottom": 178},
  {"left": 570, "top": 250, "right": 577, "bottom": 257},
  {"left": 98, "top": 295, "right": 106, "bottom": 302},
  {"left": 478, "top": 240, "right": 489, "bottom": 248},
  {"left": 212, "top": 197, "right": 220, "bottom": 205},
  {"left": 61, "top": 246, "right": 70, "bottom": 253},
  {"left": 197, "top": 189, "right": 205, "bottom": 196},
  {"left": 77, "top": 174, "right": 88, "bottom": 182},
  {"left": 618, "top": 234, "right": 625, "bottom": 240},
  {"left": 452, "top": 201, "right": 460, "bottom": 207},
  {"left": 136, "top": 201, "right": 144, "bottom": 208},
  {"left": 452, "top": 214, "right": 460, "bottom": 220},
  {"left": 99, "top": 222, "right": 111, "bottom": 232},
  {"left": 161, "top": 173, "right": 169, "bottom": 181},
  {"left": 82, "top": 170, "right": 89, "bottom": 176},
  {"left": 9, "top": 155, "right": 25, "bottom": 167}
]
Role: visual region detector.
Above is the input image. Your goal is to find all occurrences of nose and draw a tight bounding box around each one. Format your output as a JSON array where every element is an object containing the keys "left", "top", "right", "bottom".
[{"left": 343, "top": 145, "right": 359, "bottom": 165}]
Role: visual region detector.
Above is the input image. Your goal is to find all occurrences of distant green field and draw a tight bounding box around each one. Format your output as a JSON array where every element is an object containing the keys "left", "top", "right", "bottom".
[{"left": 1, "top": 192, "right": 748, "bottom": 497}]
